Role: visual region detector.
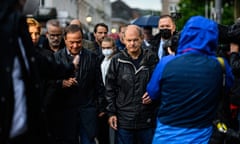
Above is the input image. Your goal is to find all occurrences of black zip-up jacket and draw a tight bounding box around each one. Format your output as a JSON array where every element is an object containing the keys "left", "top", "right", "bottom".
[
  {"left": 229, "top": 52, "right": 240, "bottom": 106},
  {"left": 105, "top": 48, "right": 159, "bottom": 129},
  {"left": 53, "top": 47, "right": 104, "bottom": 138},
  {"left": 53, "top": 47, "right": 104, "bottom": 109}
]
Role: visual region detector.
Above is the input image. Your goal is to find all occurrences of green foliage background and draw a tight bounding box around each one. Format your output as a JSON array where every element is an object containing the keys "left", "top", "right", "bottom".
[{"left": 175, "top": 0, "right": 234, "bottom": 31}]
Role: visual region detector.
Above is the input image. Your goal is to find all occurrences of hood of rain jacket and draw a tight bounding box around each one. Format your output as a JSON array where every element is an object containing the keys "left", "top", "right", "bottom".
[{"left": 177, "top": 16, "right": 218, "bottom": 56}]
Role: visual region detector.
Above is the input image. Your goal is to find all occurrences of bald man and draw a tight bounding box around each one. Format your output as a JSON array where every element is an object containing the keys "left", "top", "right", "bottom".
[
  {"left": 105, "top": 25, "right": 159, "bottom": 144},
  {"left": 70, "top": 19, "right": 82, "bottom": 27}
]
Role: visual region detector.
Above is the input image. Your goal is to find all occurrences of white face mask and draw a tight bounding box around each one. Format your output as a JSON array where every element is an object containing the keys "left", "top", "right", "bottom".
[
  {"left": 23, "top": 0, "right": 40, "bottom": 15},
  {"left": 102, "top": 49, "right": 114, "bottom": 57}
]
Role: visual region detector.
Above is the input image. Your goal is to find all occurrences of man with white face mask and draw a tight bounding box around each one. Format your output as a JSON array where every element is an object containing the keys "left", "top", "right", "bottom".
[
  {"left": 98, "top": 37, "right": 117, "bottom": 144},
  {"left": 101, "top": 37, "right": 117, "bottom": 85}
]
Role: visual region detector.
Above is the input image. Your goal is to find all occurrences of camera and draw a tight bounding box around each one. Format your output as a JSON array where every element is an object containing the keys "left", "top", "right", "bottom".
[
  {"left": 163, "top": 34, "right": 179, "bottom": 54},
  {"left": 216, "top": 44, "right": 230, "bottom": 57},
  {"left": 171, "top": 12, "right": 182, "bottom": 21},
  {"left": 218, "top": 44, "right": 230, "bottom": 52}
]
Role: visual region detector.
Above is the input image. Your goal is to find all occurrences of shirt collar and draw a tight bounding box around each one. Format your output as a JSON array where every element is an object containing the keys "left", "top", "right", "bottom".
[{"left": 66, "top": 48, "right": 82, "bottom": 57}]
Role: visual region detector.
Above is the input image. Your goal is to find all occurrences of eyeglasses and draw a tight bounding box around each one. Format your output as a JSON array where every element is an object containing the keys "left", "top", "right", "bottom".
[{"left": 48, "top": 33, "right": 62, "bottom": 39}]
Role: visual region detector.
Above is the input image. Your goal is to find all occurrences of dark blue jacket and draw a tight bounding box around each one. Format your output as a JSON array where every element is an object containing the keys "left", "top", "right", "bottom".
[{"left": 147, "top": 16, "right": 234, "bottom": 143}]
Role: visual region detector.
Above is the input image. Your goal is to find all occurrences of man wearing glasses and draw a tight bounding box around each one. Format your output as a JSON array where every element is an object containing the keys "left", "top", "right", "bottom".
[
  {"left": 43, "top": 19, "right": 65, "bottom": 53},
  {"left": 41, "top": 19, "right": 66, "bottom": 143}
]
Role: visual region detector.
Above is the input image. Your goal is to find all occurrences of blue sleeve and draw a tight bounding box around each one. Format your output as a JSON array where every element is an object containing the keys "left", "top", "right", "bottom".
[{"left": 147, "top": 55, "right": 175, "bottom": 100}]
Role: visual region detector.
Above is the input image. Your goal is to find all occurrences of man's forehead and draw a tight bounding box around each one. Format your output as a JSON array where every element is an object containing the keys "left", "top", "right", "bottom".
[
  {"left": 159, "top": 17, "right": 173, "bottom": 24},
  {"left": 97, "top": 26, "right": 107, "bottom": 32},
  {"left": 124, "top": 33, "right": 141, "bottom": 40}
]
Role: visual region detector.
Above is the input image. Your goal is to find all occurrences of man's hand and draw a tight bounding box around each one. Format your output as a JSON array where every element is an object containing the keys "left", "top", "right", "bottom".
[
  {"left": 98, "top": 112, "right": 105, "bottom": 117},
  {"left": 72, "top": 55, "right": 80, "bottom": 70},
  {"left": 142, "top": 92, "right": 152, "bottom": 104},
  {"left": 167, "top": 47, "right": 175, "bottom": 55},
  {"left": 62, "top": 77, "right": 78, "bottom": 88},
  {"left": 230, "top": 43, "right": 239, "bottom": 53},
  {"left": 108, "top": 116, "right": 117, "bottom": 130}
]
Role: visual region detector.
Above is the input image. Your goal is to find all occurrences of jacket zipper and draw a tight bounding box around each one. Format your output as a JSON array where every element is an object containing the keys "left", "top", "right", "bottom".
[{"left": 117, "top": 58, "right": 146, "bottom": 75}]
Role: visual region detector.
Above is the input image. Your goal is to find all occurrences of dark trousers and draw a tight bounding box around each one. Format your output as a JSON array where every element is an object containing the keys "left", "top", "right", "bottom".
[
  {"left": 116, "top": 128, "right": 154, "bottom": 144},
  {"left": 8, "top": 132, "right": 28, "bottom": 144},
  {"left": 47, "top": 108, "right": 79, "bottom": 144},
  {"left": 97, "top": 114, "right": 110, "bottom": 144},
  {"left": 47, "top": 107, "right": 98, "bottom": 144}
]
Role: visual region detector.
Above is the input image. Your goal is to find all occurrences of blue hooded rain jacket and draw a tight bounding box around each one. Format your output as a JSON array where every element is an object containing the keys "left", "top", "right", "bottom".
[{"left": 147, "top": 16, "right": 234, "bottom": 144}]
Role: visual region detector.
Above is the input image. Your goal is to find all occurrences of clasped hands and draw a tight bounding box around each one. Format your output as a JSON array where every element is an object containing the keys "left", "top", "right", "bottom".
[
  {"left": 62, "top": 55, "right": 79, "bottom": 88},
  {"left": 62, "top": 77, "right": 78, "bottom": 88}
]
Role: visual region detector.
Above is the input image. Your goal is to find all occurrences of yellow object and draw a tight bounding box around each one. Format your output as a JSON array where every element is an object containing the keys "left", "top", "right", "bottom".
[{"left": 216, "top": 122, "right": 228, "bottom": 133}]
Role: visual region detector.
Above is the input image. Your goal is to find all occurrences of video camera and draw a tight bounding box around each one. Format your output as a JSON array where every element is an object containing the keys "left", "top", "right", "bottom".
[
  {"left": 171, "top": 12, "right": 182, "bottom": 21},
  {"left": 216, "top": 43, "right": 230, "bottom": 58},
  {"left": 163, "top": 33, "right": 179, "bottom": 54}
]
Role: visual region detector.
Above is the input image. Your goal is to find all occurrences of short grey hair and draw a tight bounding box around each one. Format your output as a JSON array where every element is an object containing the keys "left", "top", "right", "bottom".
[{"left": 46, "top": 19, "right": 62, "bottom": 30}]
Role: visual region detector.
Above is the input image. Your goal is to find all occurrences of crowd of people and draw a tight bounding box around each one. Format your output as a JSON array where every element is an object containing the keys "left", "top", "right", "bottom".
[{"left": 2, "top": 0, "right": 240, "bottom": 144}]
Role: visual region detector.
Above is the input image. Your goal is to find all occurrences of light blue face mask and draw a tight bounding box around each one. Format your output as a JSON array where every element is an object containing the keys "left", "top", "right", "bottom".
[{"left": 102, "top": 49, "right": 114, "bottom": 57}]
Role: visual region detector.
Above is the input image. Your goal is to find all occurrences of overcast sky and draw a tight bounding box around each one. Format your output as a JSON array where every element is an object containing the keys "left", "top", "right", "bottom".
[{"left": 110, "top": 0, "right": 162, "bottom": 11}]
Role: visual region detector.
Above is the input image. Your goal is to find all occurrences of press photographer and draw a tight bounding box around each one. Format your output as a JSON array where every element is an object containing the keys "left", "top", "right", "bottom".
[
  {"left": 217, "top": 19, "right": 240, "bottom": 59},
  {"left": 210, "top": 19, "right": 240, "bottom": 144},
  {"left": 148, "top": 14, "right": 177, "bottom": 60},
  {"left": 162, "top": 33, "right": 179, "bottom": 55}
]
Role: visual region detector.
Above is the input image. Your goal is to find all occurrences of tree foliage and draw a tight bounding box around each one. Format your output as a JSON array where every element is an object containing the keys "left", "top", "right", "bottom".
[{"left": 175, "top": 0, "right": 234, "bottom": 31}]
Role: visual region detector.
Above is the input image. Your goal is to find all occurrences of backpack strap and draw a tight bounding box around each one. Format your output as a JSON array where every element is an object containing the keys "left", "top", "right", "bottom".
[
  {"left": 213, "top": 57, "right": 230, "bottom": 134},
  {"left": 217, "top": 57, "right": 225, "bottom": 72},
  {"left": 217, "top": 57, "right": 226, "bottom": 85}
]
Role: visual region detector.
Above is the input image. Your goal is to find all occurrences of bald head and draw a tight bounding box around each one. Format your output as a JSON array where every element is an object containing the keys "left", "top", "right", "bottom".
[
  {"left": 70, "top": 19, "right": 81, "bottom": 27},
  {"left": 123, "top": 25, "right": 143, "bottom": 58},
  {"left": 124, "top": 25, "right": 143, "bottom": 38}
]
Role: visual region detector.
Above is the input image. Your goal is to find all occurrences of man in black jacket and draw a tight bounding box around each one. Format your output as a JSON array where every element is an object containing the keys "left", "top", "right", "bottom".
[
  {"left": 51, "top": 24, "right": 104, "bottom": 144},
  {"left": 149, "top": 14, "right": 176, "bottom": 60},
  {"left": 105, "top": 25, "right": 159, "bottom": 144}
]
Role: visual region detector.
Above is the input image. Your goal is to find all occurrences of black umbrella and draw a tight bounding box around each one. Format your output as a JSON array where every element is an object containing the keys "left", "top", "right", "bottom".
[{"left": 132, "top": 15, "right": 160, "bottom": 27}]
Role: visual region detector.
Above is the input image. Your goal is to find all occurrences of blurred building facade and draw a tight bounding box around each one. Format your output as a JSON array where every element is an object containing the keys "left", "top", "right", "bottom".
[
  {"left": 161, "top": 0, "right": 180, "bottom": 15},
  {"left": 111, "top": 0, "right": 133, "bottom": 33},
  {"left": 38, "top": 0, "right": 111, "bottom": 32},
  {"left": 34, "top": 0, "right": 166, "bottom": 36}
]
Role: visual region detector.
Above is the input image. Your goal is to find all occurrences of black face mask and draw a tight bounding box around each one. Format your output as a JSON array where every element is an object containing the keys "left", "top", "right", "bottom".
[{"left": 160, "top": 29, "right": 172, "bottom": 39}]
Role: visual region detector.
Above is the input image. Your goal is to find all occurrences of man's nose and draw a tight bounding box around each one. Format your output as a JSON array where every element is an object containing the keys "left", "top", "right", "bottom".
[{"left": 72, "top": 43, "right": 79, "bottom": 47}]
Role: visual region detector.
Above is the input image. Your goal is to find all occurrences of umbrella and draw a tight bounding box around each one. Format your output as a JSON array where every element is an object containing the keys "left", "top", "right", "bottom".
[{"left": 132, "top": 15, "right": 160, "bottom": 27}]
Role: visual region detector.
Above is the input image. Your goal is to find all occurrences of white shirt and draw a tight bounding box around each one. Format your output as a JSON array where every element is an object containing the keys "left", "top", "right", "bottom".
[
  {"left": 101, "top": 57, "right": 112, "bottom": 85},
  {"left": 158, "top": 40, "right": 166, "bottom": 60}
]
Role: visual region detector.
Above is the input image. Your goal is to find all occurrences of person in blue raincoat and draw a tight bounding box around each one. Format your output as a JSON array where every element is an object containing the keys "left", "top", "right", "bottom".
[{"left": 142, "top": 16, "right": 234, "bottom": 143}]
